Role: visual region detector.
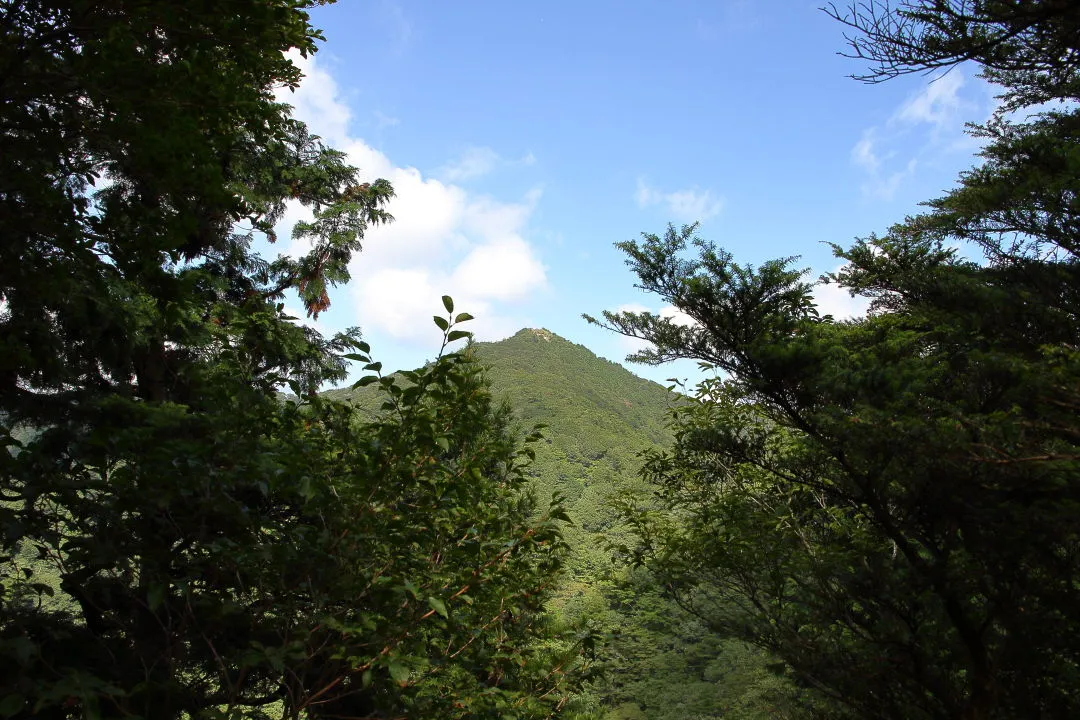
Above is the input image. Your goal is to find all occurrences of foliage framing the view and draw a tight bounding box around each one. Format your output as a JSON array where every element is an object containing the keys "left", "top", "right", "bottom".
[
  {"left": 0, "top": 1, "right": 581, "bottom": 717},
  {"left": 590, "top": 2, "right": 1080, "bottom": 718}
]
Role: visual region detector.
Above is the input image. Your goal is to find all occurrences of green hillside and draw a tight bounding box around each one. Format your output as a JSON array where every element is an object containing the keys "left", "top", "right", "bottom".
[
  {"left": 329, "top": 328, "right": 670, "bottom": 553},
  {"left": 474, "top": 327, "right": 671, "bottom": 443},
  {"left": 329, "top": 329, "right": 799, "bottom": 719},
  {"left": 472, "top": 329, "right": 671, "bottom": 541},
  {"left": 327, "top": 328, "right": 674, "bottom": 573}
]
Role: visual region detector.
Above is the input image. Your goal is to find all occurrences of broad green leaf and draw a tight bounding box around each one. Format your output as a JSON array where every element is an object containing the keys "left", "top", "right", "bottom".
[
  {"left": 433, "top": 315, "right": 449, "bottom": 331},
  {"left": 148, "top": 584, "right": 166, "bottom": 611},
  {"left": 0, "top": 695, "right": 25, "bottom": 718},
  {"left": 442, "top": 295, "right": 454, "bottom": 313},
  {"left": 427, "top": 595, "right": 449, "bottom": 618},
  {"left": 388, "top": 662, "right": 410, "bottom": 685},
  {"left": 30, "top": 583, "right": 53, "bottom": 597},
  {"left": 3, "top": 637, "right": 34, "bottom": 665}
]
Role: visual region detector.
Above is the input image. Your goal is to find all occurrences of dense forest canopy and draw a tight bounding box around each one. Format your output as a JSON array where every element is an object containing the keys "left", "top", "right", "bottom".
[{"left": 3, "top": 0, "right": 1080, "bottom": 719}]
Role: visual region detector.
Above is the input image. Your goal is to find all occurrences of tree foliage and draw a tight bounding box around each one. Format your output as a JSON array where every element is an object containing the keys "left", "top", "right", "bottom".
[
  {"left": 590, "top": 3, "right": 1080, "bottom": 718},
  {"left": 825, "top": 0, "right": 1080, "bottom": 107},
  {"left": 0, "top": 1, "right": 580, "bottom": 717}
]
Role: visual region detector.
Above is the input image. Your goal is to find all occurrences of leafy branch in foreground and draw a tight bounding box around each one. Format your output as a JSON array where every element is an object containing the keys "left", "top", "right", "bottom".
[{"left": 0, "top": 0, "right": 584, "bottom": 715}]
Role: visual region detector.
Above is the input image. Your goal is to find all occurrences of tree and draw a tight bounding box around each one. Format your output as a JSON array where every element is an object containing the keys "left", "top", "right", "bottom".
[
  {"left": 0, "top": 1, "right": 581, "bottom": 717},
  {"left": 589, "top": 3, "right": 1080, "bottom": 717},
  {"left": 825, "top": 0, "right": 1080, "bottom": 108}
]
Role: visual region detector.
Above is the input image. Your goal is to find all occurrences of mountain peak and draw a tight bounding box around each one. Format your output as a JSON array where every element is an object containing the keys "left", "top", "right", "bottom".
[
  {"left": 514, "top": 327, "right": 557, "bottom": 342},
  {"left": 470, "top": 327, "right": 674, "bottom": 445}
]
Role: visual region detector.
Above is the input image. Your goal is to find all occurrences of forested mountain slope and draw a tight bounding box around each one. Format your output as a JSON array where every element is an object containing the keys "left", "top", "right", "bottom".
[
  {"left": 328, "top": 327, "right": 672, "bottom": 581},
  {"left": 474, "top": 329, "right": 670, "bottom": 542},
  {"left": 329, "top": 329, "right": 802, "bottom": 719}
]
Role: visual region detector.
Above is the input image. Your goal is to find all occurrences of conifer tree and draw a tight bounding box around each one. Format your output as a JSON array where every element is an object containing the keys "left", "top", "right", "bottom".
[{"left": 591, "top": 3, "right": 1080, "bottom": 716}]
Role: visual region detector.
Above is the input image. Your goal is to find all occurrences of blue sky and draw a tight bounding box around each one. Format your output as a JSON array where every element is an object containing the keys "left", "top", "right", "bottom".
[{"left": 274, "top": 1, "right": 998, "bottom": 386}]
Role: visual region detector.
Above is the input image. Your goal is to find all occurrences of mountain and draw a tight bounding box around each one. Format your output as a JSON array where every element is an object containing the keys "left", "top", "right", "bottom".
[
  {"left": 471, "top": 329, "right": 673, "bottom": 541},
  {"left": 473, "top": 328, "right": 672, "bottom": 445},
  {"left": 327, "top": 328, "right": 675, "bottom": 574},
  {"left": 327, "top": 329, "right": 798, "bottom": 719}
]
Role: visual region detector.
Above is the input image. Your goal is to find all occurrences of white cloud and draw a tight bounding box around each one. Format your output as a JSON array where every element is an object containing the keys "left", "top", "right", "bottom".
[
  {"left": 894, "top": 70, "right": 966, "bottom": 128},
  {"left": 851, "top": 129, "right": 918, "bottom": 198},
  {"left": 378, "top": 0, "right": 413, "bottom": 57},
  {"left": 813, "top": 269, "right": 871, "bottom": 320},
  {"left": 861, "top": 157, "right": 918, "bottom": 201},
  {"left": 276, "top": 54, "right": 352, "bottom": 148},
  {"left": 438, "top": 146, "right": 501, "bottom": 182},
  {"left": 850, "top": 68, "right": 981, "bottom": 200},
  {"left": 373, "top": 110, "right": 400, "bottom": 130},
  {"left": 278, "top": 52, "right": 548, "bottom": 347},
  {"left": 659, "top": 305, "right": 697, "bottom": 327},
  {"left": 636, "top": 178, "right": 725, "bottom": 222},
  {"left": 463, "top": 189, "right": 539, "bottom": 240},
  {"left": 851, "top": 129, "right": 882, "bottom": 174},
  {"left": 451, "top": 237, "right": 546, "bottom": 301},
  {"left": 437, "top": 146, "right": 538, "bottom": 183},
  {"left": 355, "top": 268, "right": 441, "bottom": 337}
]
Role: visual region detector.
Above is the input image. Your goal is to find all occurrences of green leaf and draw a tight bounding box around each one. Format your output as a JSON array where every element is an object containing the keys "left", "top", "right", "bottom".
[
  {"left": 2, "top": 637, "right": 35, "bottom": 665},
  {"left": 352, "top": 375, "right": 379, "bottom": 388},
  {"left": 435, "top": 436, "right": 450, "bottom": 452},
  {"left": 388, "top": 662, "right": 410, "bottom": 685},
  {"left": 361, "top": 668, "right": 373, "bottom": 689},
  {"left": 427, "top": 596, "right": 449, "bottom": 618},
  {"left": 433, "top": 315, "right": 449, "bottom": 331},
  {"left": 0, "top": 695, "right": 25, "bottom": 718},
  {"left": 148, "top": 584, "right": 166, "bottom": 611},
  {"left": 454, "top": 312, "right": 475, "bottom": 323},
  {"left": 362, "top": 361, "right": 382, "bottom": 372},
  {"left": 442, "top": 295, "right": 454, "bottom": 313},
  {"left": 447, "top": 330, "right": 472, "bottom": 343},
  {"left": 30, "top": 583, "right": 53, "bottom": 597}
]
